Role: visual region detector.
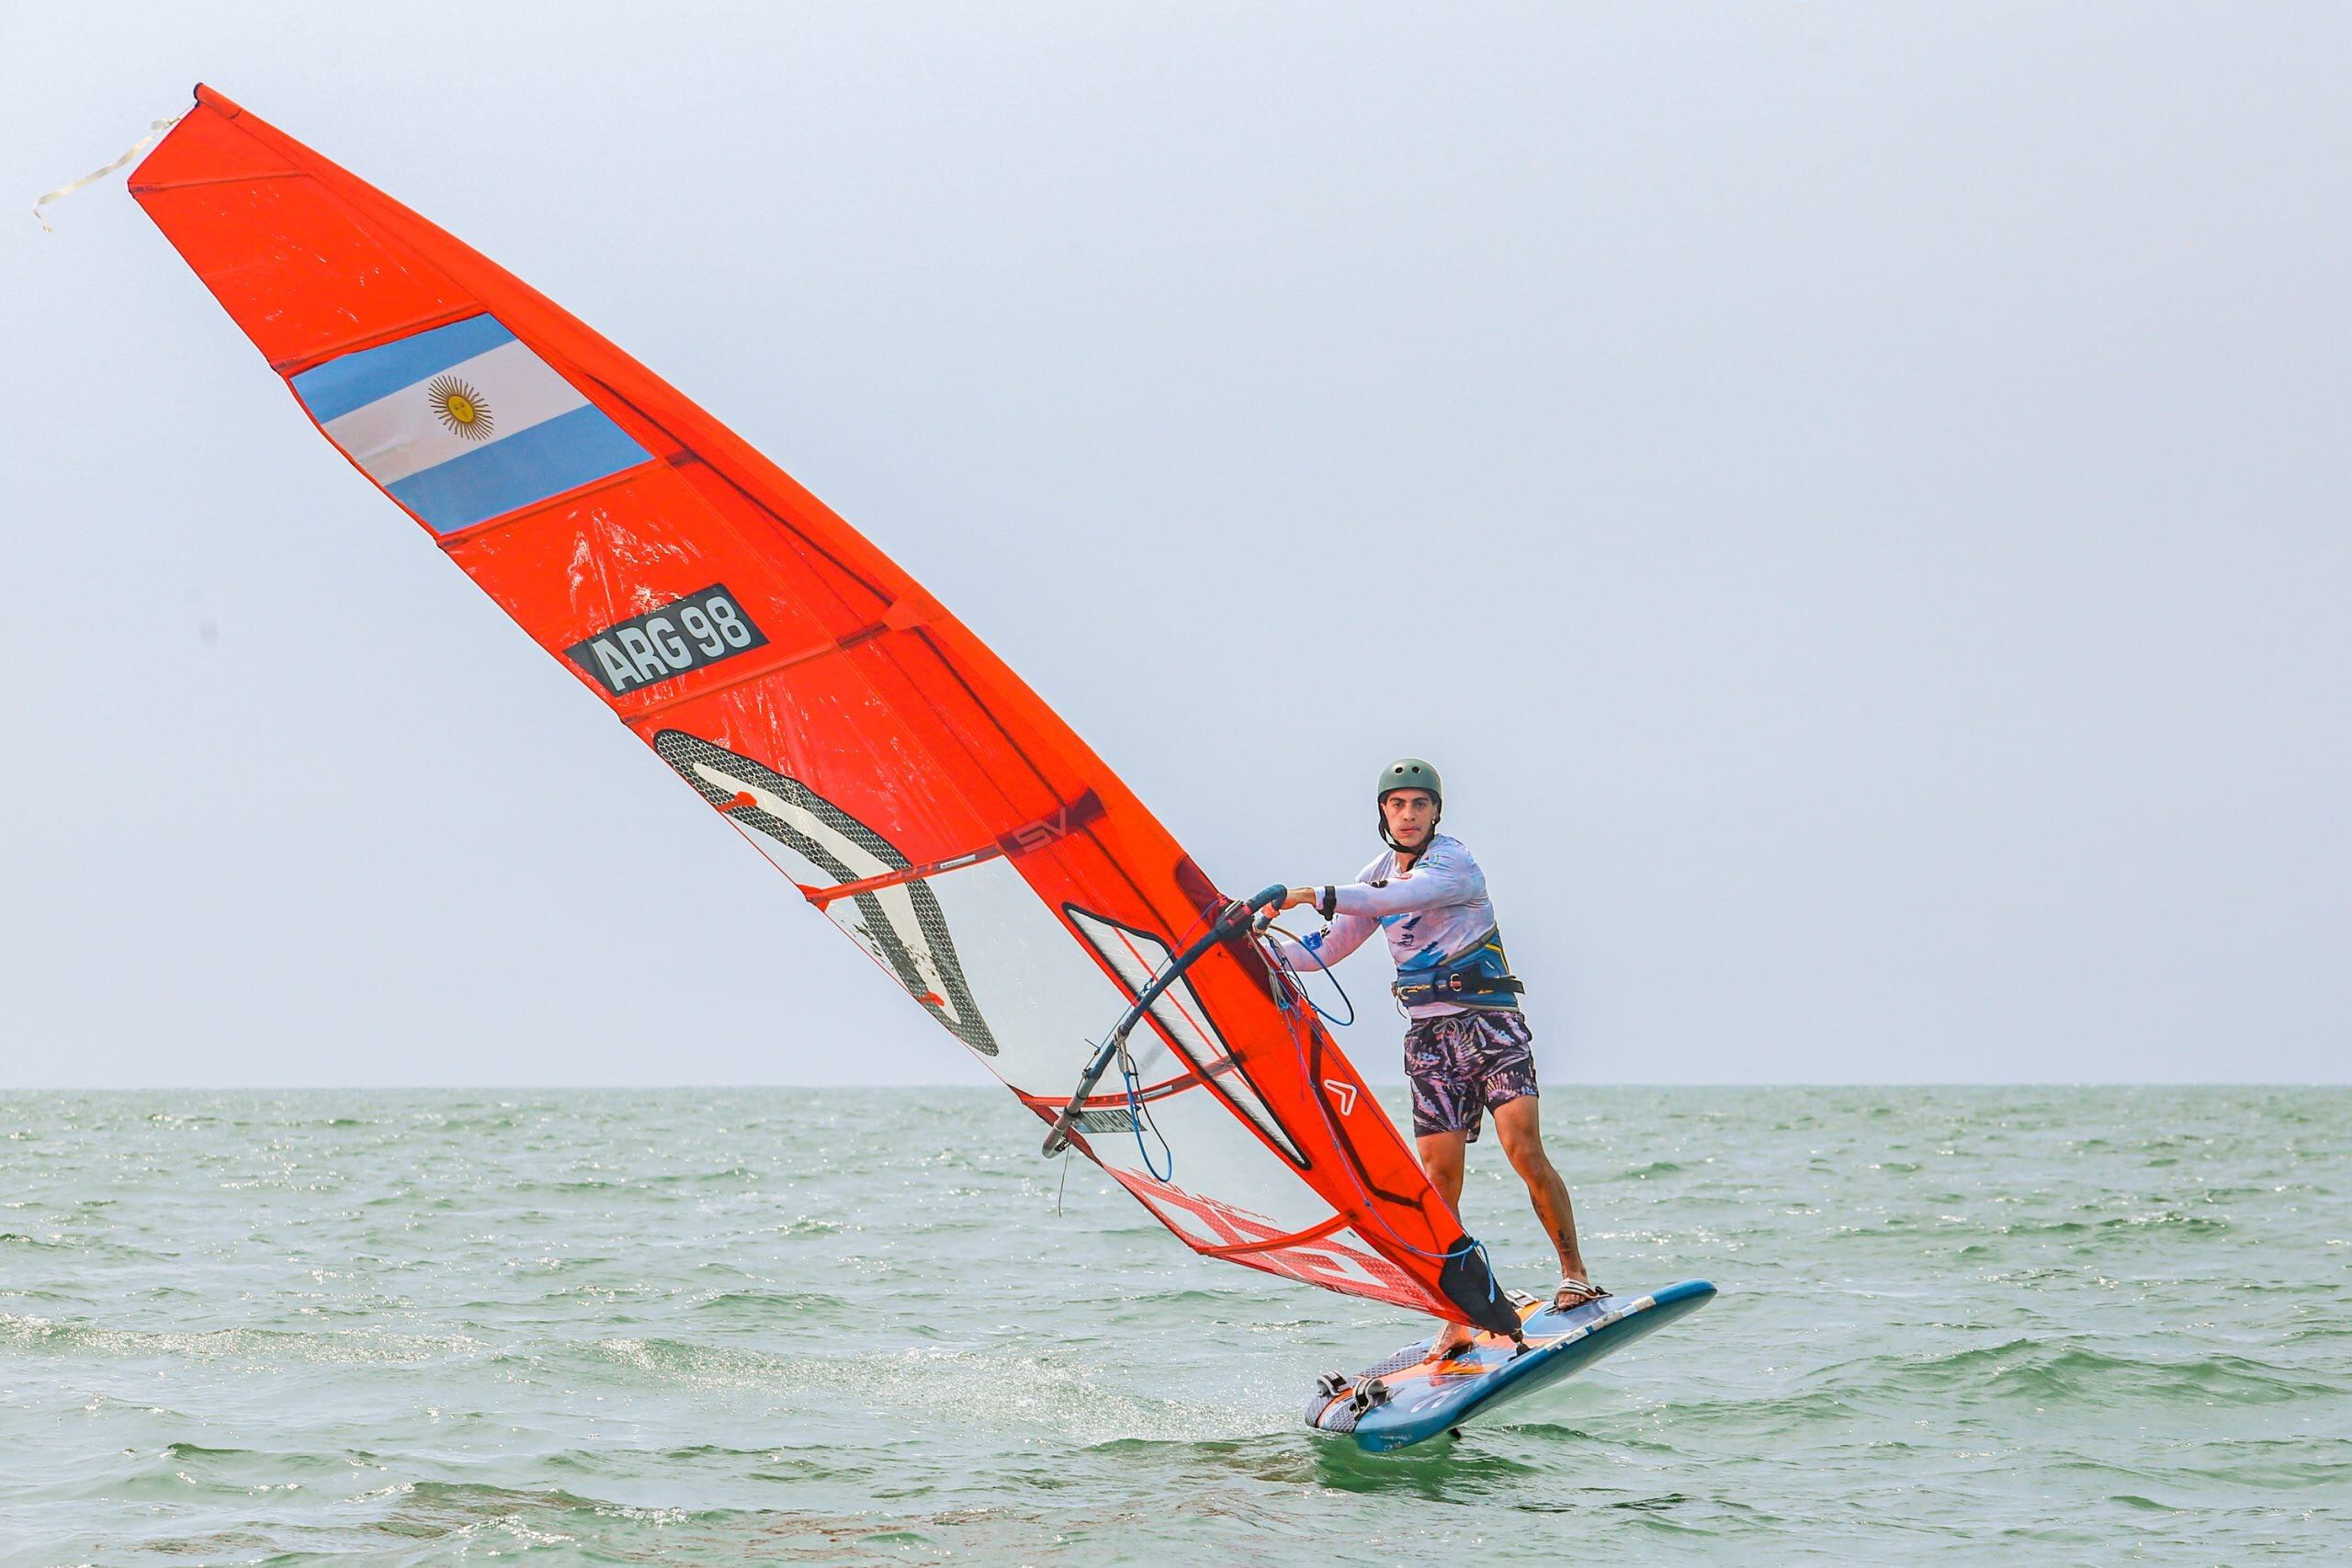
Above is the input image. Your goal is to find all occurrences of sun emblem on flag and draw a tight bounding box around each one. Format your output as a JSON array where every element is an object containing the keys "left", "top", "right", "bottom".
[{"left": 426, "top": 375, "right": 494, "bottom": 441}]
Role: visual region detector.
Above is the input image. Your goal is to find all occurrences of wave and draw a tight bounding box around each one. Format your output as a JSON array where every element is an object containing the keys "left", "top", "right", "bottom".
[
  {"left": 1848, "top": 1337, "right": 2341, "bottom": 1406},
  {"left": 0, "top": 1231, "right": 82, "bottom": 1249},
  {"left": 686, "top": 1288, "right": 853, "bottom": 1319},
  {"left": 0, "top": 1312, "right": 490, "bottom": 1367}
]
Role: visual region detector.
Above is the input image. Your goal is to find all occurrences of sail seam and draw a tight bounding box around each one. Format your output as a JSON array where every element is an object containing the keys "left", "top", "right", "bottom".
[
  {"left": 269, "top": 304, "right": 492, "bottom": 378},
  {"left": 1196, "top": 1215, "right": 1350, "bottom": 1259},
  {"left": 129, "top": 170, "right": 307, "bottom": 195},
  {"left": 801, "top": 790, "right": 1105, "bottom": 908}
]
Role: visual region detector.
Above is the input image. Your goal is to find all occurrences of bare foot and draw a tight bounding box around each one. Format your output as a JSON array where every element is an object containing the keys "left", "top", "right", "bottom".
[{"left": 1430, "top": 1323, "right": 1479, "bottom": 1360}]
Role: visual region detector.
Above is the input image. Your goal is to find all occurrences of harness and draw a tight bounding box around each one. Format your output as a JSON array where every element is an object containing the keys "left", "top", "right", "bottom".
[{"left": 1391, "top": 927, "right": 1525, "bottom": 1011}]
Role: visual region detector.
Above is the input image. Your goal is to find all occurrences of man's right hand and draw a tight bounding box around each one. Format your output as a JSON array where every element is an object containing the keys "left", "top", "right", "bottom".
[{"left": 1250, "top": 886, "right": 1310, "bottom": 932}]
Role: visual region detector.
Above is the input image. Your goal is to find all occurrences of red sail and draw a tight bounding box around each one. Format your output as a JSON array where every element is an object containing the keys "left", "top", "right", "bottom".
[{"left": 130, "top": 86, "right": 1514, "bottom": 1329}]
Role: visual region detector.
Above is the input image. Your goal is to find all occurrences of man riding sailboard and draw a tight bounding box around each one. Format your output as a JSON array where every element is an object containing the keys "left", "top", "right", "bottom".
[
  {"left": 1264, "top": 758, "right": 1599, "bottom": 1358},
  {"left": 123, "top": 89, "right": 1705, "bottom": 1450}
]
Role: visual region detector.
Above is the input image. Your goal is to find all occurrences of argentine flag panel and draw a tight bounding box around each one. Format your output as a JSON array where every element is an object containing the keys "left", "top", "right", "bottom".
[{"left": 289, "top": 315, "right": 651, "bottom": 533}]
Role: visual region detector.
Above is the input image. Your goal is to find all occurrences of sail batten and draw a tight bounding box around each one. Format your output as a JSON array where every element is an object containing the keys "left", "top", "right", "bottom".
[{"left": 130, "top": 85, "right": 1521, "bottom": 1334}]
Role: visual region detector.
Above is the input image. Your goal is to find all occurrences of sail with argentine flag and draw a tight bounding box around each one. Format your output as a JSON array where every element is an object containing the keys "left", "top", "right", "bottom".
[{"left": 125, "top": 84, "right": 1531, "bottom": 1343}]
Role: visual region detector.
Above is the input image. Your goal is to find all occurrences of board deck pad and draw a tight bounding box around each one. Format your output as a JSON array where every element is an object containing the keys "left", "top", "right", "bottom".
[{"left": 1306, "top": 1279, "right": 1716, "bottom": 1451}]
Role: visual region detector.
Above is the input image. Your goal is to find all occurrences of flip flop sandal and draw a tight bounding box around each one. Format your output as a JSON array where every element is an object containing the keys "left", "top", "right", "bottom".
[{"left": 1551, "top": 1277, "right": 1608, "bottom": 1310}]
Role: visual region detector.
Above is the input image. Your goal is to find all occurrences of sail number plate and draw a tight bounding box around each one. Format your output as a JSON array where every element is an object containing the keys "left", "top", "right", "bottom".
[{"left": 566, "top": 584, "right": 771, "bottom": 695}]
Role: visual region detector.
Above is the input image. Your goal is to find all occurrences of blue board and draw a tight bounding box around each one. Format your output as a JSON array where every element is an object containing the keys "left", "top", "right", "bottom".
[{"left": 1305, "top": 1279, "right": 1716, "bottom": 1451}]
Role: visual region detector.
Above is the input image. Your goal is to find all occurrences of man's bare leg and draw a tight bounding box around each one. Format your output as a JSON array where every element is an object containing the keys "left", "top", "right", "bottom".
[
  {"left": 1414, "top": 1129, "right": 1480, "bottom": 1357},
  {"left": 1490, "top": 1095, "right": 1592, "bottom": 1300},
  {"left": 1417, "top": 1127, "right": 1467, "bottom": 1212}
]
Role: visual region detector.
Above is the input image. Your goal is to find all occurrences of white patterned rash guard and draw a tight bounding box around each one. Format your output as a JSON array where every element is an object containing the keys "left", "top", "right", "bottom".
[{"left": 1267, "top": 833, "right": 1503, "bottom": 1019}]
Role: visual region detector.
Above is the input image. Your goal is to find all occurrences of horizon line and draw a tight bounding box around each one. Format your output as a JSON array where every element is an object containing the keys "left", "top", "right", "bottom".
[{"left": 4, "top": 1081, "right": 2342, "bottom": 1093}]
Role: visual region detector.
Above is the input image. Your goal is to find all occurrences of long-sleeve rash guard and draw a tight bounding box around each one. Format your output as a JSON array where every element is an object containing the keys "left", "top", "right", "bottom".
[{"left": 1270, "top": 833, "right": 1505, "bottom": 1019}]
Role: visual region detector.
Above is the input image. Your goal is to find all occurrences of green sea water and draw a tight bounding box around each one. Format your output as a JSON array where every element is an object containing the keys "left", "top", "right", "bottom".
[{"left": 0, "top": 1086, "right": 2343, "bottom": 1564}]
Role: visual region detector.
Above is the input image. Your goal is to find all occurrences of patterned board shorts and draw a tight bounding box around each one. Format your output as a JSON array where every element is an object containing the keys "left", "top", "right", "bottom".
[{"left": 1405, "top": 1010, "right": 1539, "bottom": 1143}]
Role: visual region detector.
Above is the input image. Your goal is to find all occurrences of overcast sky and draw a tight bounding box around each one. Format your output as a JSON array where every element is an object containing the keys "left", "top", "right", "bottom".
[{"left": 3, "top": 5, "right": 2345, "bottom": 1089}]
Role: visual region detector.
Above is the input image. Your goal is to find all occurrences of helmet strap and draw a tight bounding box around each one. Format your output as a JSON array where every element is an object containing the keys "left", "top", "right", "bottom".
[{"left": 1377, "top": 798, "right": 1442, "bottom": 866}]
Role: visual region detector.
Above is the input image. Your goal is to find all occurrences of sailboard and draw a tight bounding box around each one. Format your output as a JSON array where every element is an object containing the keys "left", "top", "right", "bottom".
[
  {"left": 128, "top": 86, "right": 1526, "bottom": 1337},
  {"left": 1307, "top": 1280, "right": 1717, "bottom": 1451}
]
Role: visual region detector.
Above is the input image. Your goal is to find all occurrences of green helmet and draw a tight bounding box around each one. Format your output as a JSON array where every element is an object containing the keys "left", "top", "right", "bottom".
[{"left": 1376, "top": 757, "right": 1442, "bottom": 803}]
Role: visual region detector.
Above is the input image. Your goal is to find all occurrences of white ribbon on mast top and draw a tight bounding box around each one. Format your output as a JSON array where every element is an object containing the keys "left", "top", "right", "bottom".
[{"left": 32, "top": 115, "right": 184, "bottom": 231}]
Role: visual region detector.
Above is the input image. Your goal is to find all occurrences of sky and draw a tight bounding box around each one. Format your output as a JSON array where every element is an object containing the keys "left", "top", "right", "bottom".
[{"left": 2, "top": 5, "right": 2345, "bottom": 1088}]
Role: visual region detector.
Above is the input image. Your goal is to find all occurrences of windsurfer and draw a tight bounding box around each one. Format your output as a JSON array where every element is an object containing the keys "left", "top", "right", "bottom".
[{"left": 1265, "top": 759, "right": 1598, "bottom": 1357}]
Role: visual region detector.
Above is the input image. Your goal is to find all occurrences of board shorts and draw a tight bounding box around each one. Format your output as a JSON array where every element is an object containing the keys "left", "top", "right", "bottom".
[{"left": 1404, "top": 1010, "right": 1538, "bottom": 1143}]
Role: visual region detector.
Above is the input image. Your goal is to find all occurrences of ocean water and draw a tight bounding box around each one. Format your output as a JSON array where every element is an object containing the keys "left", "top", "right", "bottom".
[{"left": 0, "top": 1086, "right": 2342, "bottom": 1564}]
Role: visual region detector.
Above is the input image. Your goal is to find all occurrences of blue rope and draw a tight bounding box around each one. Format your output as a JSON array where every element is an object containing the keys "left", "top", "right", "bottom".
[
  {"left": 1118, "top": 1043, "right": 1173, "bottom": 1182},
  {"left": 1259, "top": 919, "right": 1356, "bottom": 1028},
  {"left": 1077, "top": 900, "right": 1228, "bottom": 1187}
]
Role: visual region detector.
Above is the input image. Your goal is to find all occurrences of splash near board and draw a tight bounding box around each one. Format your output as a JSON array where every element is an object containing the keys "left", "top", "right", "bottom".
[
  {"left": 128, "top": 86, "right": 1529, "bottom": 1339},
  {"left": 1307, "top": 1280, "right": 1717, "bottom": 1451}
]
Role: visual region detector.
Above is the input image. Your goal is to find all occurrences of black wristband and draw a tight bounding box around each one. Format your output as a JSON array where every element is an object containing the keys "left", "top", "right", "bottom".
[{"left": 1317, "top": 885, "right": 1338, "bottom": 919}]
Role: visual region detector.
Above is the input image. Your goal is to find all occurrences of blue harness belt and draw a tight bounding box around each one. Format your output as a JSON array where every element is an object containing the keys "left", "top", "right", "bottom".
[{"left": 1392, "top": 927, "right": 1525, "bottom": 1010}]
